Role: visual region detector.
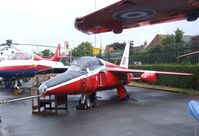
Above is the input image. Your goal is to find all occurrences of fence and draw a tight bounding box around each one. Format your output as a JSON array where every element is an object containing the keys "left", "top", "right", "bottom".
[
  {"left": 132, "top": 41, "right": 199, "bottom": 64},
  {"left": 101, "top": 41, "right": 199, "bottom": 65}
]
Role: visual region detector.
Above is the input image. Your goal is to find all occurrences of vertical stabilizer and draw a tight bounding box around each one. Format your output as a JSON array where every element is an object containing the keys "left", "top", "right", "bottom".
[
  {"left": 50, "top": 43, "right": 61, "bottom": 61},
  {"left": 120, "top": 43, "right": 130, "bottom": 68}
]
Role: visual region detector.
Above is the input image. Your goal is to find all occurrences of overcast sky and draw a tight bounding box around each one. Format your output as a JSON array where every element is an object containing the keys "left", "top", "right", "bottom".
[{"left": 0, "top": 0, "right": 198, "bottom": 52}]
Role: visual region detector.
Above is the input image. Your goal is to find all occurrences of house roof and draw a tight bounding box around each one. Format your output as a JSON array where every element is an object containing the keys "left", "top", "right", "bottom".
[
  {"left": 146, "top": 34, "right": 193, "bottom": 49},
  {"left": 182, "top": 35, "right": 192, "bottom": 43}
]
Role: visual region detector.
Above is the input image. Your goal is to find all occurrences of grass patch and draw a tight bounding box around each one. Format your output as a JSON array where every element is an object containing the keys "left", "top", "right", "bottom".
[{"left": 128, "top": 81, "right": 199, "bottom": 96}]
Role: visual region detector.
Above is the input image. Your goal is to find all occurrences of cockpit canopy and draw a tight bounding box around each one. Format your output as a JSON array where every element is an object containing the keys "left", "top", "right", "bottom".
[
  {"left": 68, "top": 56, "right": 104, "bottom": 72},
  {"left": 7, "top": 51, "right": 33, "bottom": 60}
]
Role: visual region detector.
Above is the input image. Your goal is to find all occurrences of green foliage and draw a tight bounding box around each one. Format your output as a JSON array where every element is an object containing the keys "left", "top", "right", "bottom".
[
  {"left": 133, "top": 28, "right": 196, "bottom": 64},
  {"left": 147, "top": 44, "right": 163, "bottom": 53},
  {"left": 34, "top": 49, "right": 54, "bottom": 57},
  {"left": 72, "top": 41, "right": 93, "bottom": 57},
  {"left": 147, "top": 28, "right": 185, "bottom": 52},
  {"left": 106, "top": 42, "right": 127, "bottom": 51},
  {"left": 105, "top": 41, "right": 135, "bottom": 52},
  {"left": 129, "top": 64, "right": 199, "bottom": 90},
  {"left": 42, "top": 49, "right": 54, "bottom": 57},
  {"left": 161, "top": 34, "right": 175, "bottom": 45},
  {"left": 175, "top": 28, "right": 184, "bottom": 43}
]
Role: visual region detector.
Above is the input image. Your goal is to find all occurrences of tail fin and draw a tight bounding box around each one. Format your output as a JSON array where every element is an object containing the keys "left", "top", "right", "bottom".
[
  {"left": 50, "top": 43, "right": 61, "bottom": 61},
  {"left": 120, "top": 42, "right": 130, "bottom": 68}
]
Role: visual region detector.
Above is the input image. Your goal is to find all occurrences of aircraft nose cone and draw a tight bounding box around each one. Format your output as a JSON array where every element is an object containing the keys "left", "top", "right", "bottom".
[
  {"left": 39, "top": 84, "right": 48, "bottom": 94},
  {"left": 38, "top": 70, "right": 86, "bottom": 95}
]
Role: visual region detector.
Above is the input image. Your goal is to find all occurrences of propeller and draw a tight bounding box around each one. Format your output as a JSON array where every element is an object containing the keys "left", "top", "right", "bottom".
[
  {"left": 0, "top": 39, "right": 13, "bottom": 47},
  {"left": 0, "top": 39, "right": 64, "bottom": 49}
]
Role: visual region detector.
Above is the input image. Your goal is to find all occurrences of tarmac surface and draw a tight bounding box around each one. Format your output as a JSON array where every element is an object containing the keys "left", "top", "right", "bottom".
[{"left": 0, "top": 85, "right": 198, "bottom": 136}]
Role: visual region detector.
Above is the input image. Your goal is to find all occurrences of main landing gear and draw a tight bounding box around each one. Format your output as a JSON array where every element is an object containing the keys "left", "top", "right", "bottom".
[
  {"left": 117, "top": 85, "right": 138, "bottom": 102},
  {"left": 117, "top": 85, "right": 129, "bottom": 100},
  {"left": 76, "top": 92, "right": 98, "bottom": 110},
  {"left": 5, "top": 79, "right": 22, "bottom": 89},
  {"left": 4, "top": 79, "right": 23, "bottom": 95},
  {"left": 76, "top": 86, "right": 131, "bottom": 110},
  {"left": 5, "top": 80, "right": 15, "bottom": 89}
]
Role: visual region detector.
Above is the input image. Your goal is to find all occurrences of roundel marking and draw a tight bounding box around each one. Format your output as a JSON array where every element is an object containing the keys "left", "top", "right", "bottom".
[{"left": 113, "top": 9, "right": 155, "bottom": 20}]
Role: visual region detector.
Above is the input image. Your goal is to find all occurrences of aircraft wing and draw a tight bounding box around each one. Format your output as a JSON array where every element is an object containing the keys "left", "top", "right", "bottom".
[
  {"left": 75, "top": 0, "right": 199, "bottom": 34},
  {"left": 105, "top": 67, "right": 194, "bottom": 76},
  {"left": 104, "top": 67, "right": 193, "bottom": 82}
]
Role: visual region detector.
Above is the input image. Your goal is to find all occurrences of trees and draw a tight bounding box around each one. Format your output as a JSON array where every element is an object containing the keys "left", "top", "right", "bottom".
[
  {"left": 34, "top": 49, "right": 54, "bottom": 58},
  {"left": 147, "top": 28, "right": 185, "bottom": 52},
  {"left": 72, "top": 41, "right": 93, "bottom": 57},
  {"left": 105, "top": 42, "right": 126, "bottom": 53},
  {"left": 161, "top": 28, "right": 185, "bottom": 50},
  {"left": 105, "top": 41, "right": 135, "bottom": 53},
  {"left": 137, "top": 28, "right": 188, "bottom": 64},
  {"left": 175, "top": 28, "right": 184, "bottom": 43},
  {"left": 41, "top": 49, "right": 54, "bottom": 57}
]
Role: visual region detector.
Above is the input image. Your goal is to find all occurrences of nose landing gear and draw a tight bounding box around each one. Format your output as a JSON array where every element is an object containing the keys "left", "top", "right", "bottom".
[{"left": 76, "top": 92, "right": 98, "bottom": 110}]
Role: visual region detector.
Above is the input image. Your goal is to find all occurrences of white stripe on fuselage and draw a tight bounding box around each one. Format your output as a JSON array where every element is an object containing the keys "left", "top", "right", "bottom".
[
  {"left": 47, "top": 60, "right": 106, "bottom": 91},
  {"left": 34, "top": 60, "right": 65, "bottom": 68},
  {"left": 0, "top": 60, "right": 33, "bottom": 67}
]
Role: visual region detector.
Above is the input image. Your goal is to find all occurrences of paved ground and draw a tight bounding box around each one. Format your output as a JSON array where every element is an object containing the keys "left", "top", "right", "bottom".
[{"left": 0, "top": 85, "right": 198, "bottom": 136}]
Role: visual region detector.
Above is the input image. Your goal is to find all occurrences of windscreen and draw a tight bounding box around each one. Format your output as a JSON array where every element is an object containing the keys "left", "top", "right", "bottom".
[
  {"left": 7, "top": 52, "right": 32, "bottom": 60},
  {"left": 69, "top": 56, "right": 103, "bottom": 71}
]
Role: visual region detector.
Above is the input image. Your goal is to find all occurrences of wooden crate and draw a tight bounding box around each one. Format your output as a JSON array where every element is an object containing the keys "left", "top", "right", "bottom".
[{"left": 31, "top": 74, "right": 68, "bottom": 115}]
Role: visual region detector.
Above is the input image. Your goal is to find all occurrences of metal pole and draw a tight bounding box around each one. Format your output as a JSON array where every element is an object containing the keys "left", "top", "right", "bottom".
[
  {"left": 0, "top": 94, "right": 42, "bottom": 104},
  {"left": 70, "top": 50, "right": 72, "bottom": 64},
  {"left": 94, "top": 0, "right": 97, "bottom": 47},
  {"left": 99, "top": 34, "right": 102, "bottom": 57}
]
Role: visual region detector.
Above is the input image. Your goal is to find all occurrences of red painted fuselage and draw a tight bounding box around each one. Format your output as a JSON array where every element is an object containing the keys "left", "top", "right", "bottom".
[{"left": 39, "top": 56, "right": 129, "bottom": 96}]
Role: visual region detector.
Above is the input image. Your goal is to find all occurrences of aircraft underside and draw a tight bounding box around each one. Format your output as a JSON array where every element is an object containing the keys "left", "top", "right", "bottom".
[
  {"left": 76, "top": 84, "right": 129, "bottom": 110},
  {"left": 2, "top": 69, "right": 37, "bottom": 89}
]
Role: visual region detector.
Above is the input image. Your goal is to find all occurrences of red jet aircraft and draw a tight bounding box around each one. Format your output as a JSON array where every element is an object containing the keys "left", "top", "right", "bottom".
[
  {"left": 38, "top": 43, "right": 193, "bottom": 109},
  {"left": 75, "top": 0, "right": 199, "bottom": 34}
]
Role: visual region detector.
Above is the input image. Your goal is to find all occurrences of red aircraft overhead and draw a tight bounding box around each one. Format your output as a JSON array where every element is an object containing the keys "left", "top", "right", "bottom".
[
  {"left": 38, "top": 43, "right": 193, "bottom": 110},
  {"left": 75, "top": 0, "right": 199, "bottom": 34}
]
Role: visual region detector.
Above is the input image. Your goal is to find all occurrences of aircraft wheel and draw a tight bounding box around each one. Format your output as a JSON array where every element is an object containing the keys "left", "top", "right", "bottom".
[
  {"left": 12, "top": 88, "right": 23, "bottom": 96},
  {"left": 89, "top": 92, "right": 99, "bottom": 108},
  {"left": 76, "top": 94, "right": 91, "bottom": 110},
  {"left": 5, "top": 81, "right": 15, "bottom": 89},
  {"left": 85, "top": 97, "right": 91, "bottom": 108},
  {"left": 89, "top": 92, "right": 96, "bottom": 104}
]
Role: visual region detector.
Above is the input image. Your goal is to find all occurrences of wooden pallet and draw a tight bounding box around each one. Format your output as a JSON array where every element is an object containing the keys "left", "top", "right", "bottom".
[{"left": 31, "top": 74, "right": 68, "bottom": 115}]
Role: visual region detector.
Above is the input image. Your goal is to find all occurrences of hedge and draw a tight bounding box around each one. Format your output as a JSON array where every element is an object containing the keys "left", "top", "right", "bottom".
[{"left": 129, "top": 64, "right": 199, "bottom": 90}]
